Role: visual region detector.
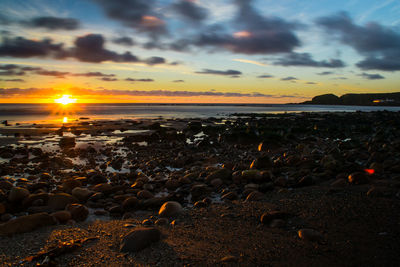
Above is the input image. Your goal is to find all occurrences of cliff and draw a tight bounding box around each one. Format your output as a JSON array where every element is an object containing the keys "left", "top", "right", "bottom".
[{"left": 302, "top": 92, "right": 400, "bottom": 106}]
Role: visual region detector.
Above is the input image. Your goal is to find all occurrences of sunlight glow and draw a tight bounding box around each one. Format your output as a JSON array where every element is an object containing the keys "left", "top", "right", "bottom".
[
  {"left": 63, "top": 117, "right": 68, "bottom": 123},
  {"left": 55, "top": 95, "right": 77, "bottom": 105}
]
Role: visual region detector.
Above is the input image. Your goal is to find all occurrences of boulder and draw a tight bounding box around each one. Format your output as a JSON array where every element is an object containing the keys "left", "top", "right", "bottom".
[
  {"left": 62, "top": 179, "right": 82, "bottom": 194},
  {"left": 8, "top": 187, "right": 30, "bottom": 203},
  {"left": 51, "top": 210, "right": 72, "bottom": 224},
  {"left": 120, "top": 227, "right": 161, "bottom": 252},
  {"left": 158, "top": 201, "right": 183, "bottom": 218},
  {"left": 48, "top": 193, "right": 78, "bottom": 211},
  {"left": 71, "top": 187, "right": 94, "bottom": 202},
  {"left": 0, "top": 212, "right": 55, "bottom": 236},
  {"left": 122, "top": 196, "right": 139, "bottom": 210},
  {"left": 66, "top": 203, "right": 89, "bottom": 222}
]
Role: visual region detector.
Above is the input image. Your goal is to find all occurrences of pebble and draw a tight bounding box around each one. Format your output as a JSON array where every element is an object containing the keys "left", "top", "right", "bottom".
[
  {"left": 158, "top": 201, "right": 183, "bottom": 218},
  {"left": 66, "top": 203, "right": 89, "bottom": 222},
  {"left": 8, "top": 187, "right": 30, "bottom": 203}
]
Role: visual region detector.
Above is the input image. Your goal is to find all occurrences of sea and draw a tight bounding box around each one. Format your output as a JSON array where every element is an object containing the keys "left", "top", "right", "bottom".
[{"left": 1, "top": 103, "right": 400, "bottom": 124}]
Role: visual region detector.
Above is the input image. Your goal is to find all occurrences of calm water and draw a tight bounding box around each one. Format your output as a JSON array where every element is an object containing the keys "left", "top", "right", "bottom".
[{"left": 0, "top": 103, "right": 400, "bottom": 124}]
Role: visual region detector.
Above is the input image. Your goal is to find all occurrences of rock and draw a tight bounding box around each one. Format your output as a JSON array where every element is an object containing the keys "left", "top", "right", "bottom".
[
  {"left": 270, "top": 219, "right": 286, "bottom": 228},
  {"left": 0, "top": 212, "right": 55, "bottom": 236},
  {"left": 220, "top": 255, "right": 238, "bottom": 263},
  {"left": 298, "top": 228, "right": 324, "bottom": 243},
  {"left": 122, "top": 197, "right": 139, "bottom": 210},
  {"left": 158, "top": 201, "right": 183, "bottom": 218},
  {"left": 0, "top": 203, "right": 5, "bottom": 214},
  {"left": 109, "top": 205, "right": 124, "bottom": 214},
  {"left": 330, "top": 178, "right": 347, "bottom": 187},
  {"left": 93, "top": 183, "right": 113, "bottom": 193},
  {"left": 245, "top": 191, "right": 264, "bottom": 201},
  {"left": 23, "top": 193, "right": 49, "bottom": 207},
  {"left": 367, "top": 187, "right": 391, "bottom": 197},
  {"left": 71, "top": 187, "right": 94, "bottom": 202},
  {"left": 155, "top": 218, "right": 169, "bottom": 226},
  {"left": 260, "top": 211, "right": 288, "bottom": 224},
  {"left": 1, "top": 213, "right": 12, "bottom": 222},
  {"left": 88, "top": 173, "right": 107, "bottom": 184},
  {"left": 137, "top": 190, "right": 154, "bottom": 199},
  {"left": 0, "top": 180, "right": 13, "bottom": 191},
  {"left": 51, "top": 210, "right": 71, "bottom": 224},
  {"left": 210, "top": 178, "right": 223, "bottom": 188},
  {"left": 191, "top": 184, "right": 209, "bottom": 201},
  {"left": 193, "top": 201, "right": 207, "bottom": 208},
  {"left": 48, "top": 193, "right": 78, "bottom": 211},
  {"left": 348, "top": 172, "right": 368, "bottom": 185},
  {"left": 62, "top": 179, "right": 82, "bottom": 194},
  {"left": 165, "top": 179, "right": 180, "bottom": 190},
  {"left": 250, "top": 154, "right": 272, "bottom": 169},
  {"left": 241, "top": 170, "right": 262, "bottom": 181},
  {"left": 205, "top": 169, "right": 231, "bottom": 183},
  {"left": 120, "top": 227, "right": 161, "bottom": 252},
  {"left": 59, "top": 136, "right": 75, "bottom": 149},
  {"left": 66, "top": 204, "right": 89, "bottom": 222},
  {"left": 221, "top": 191, "right": 238, "bottom": 201},
  {"left": 295, "top": 176, "right": 314, "bottom": 187},
  {"left": 8, "top": 187, "right": 30, "bottom": 203}
]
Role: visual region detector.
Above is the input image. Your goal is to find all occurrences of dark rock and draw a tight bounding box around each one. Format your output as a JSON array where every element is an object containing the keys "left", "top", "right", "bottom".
[
  {"left": 191, "top": 184, "right": 209, "bottom": 201},
  {"left": 0, "top": 212, "right": 55, "bottom": 236},
  {"left": 59, "top": 137, "right": 75, "bottom": 149},
  {"left": 120, "top": 227, "right": 161, "bottom": 252},
  {"left": 8, "top": 187, "right": 30, "bottom": 203},
  {"left": 71, "top": 187, "right": 94, "bottom": 202},
  {"left": 250, "top": 154, "right": 272, "bottom": 170},
  {"left": 158, "top": 201, "right": 183, "bottom": 218},
  {"left": 51, "top": 210, "right": 72, "bottom": 224},
  {"left": 137, "top": 190, "right": 154, "bottom": 199},
  {"left": 122, "top": 197, "right": 139, "bottom": 210},
  {"left": 348, "top": 172, "right": 368, "bottom": 185},
  {"left": 245, "top": 191, "right": 264, "bottom": 201},
  {"left": 48, "top": 193, "right": 78, "bottom": 211},
  {"left": 298, "top": 228, "right": 324, "bottom": 243},
  {"left": 221, "top": 191, "right": 238, "bottom": 201},
  {"left": 66, "top": 204, "right": 89, "bottom": 222},
  {"left": 260, "top": 211, "right": 288, "bottom": 224}
]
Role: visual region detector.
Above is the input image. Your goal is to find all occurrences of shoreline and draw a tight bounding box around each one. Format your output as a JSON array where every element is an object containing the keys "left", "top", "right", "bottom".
[{"left": 0, "top": 111, "right": 399, "bottom": 266}]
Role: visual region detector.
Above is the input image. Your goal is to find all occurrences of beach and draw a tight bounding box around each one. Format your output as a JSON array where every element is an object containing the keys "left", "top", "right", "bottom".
[{"left": 0, "top": 111, "right": 399, "bottom": 266}]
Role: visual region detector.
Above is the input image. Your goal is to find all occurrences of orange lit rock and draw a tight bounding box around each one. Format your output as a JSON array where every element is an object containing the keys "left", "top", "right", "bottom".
[{"left": 158, "top": 201, "right": 182, "bottom": 218}]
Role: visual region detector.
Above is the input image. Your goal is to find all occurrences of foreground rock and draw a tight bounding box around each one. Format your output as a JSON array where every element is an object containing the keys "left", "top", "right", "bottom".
[
  {"left": 298, "top": 228, "right": 324, "bottom": 243},
  {"left": 120, "top": 227, "right": 161, "bottom": 252},
  {"left": 0, "top": 212, "right": 55, "bottom": 236},
  {"left": 158, "top": 201, "right": 183, "bottom": 218}
]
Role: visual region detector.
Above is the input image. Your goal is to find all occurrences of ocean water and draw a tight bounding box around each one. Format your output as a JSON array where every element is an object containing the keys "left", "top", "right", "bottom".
[{"left": 0, "top": 103, "right": 399, "bottom": 124}]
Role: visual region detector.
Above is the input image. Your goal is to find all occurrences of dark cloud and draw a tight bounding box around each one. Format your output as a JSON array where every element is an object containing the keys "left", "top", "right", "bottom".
[
  {"left": 23, "top": 16, "right": 80, "bottom": 30},
  {"left": 317, "top": 71, "right": 334, "bottom": 75},
  {"left": 316, "top": 12, "right": 400, "bottom": 71},
  {"left": 144, "top": 56, "right": 165, "bottom": 65},
  {"left": 125, "top": 78, "right": 154, "bottom": 82},
  {"left": 70, "top": 34, "right": 139, "bottom": 63},
  {"left": 195, "top": 69, "right": 242, "bottom": 76},
  {"left": 73, "top": 72, "right": 116, "bottom": 77},
  {"left": 0, "top": 36, "right": 64, "bottom": 58},
  {"left": 172, "top": 0, "right": 208, "bottom": 22},
  {"left": 0, "top": 78, "right": 24, "bottom": 82},
  {"left": 173, "top": 80, "right": 184, "bottom": 82},
  {"left": 92, "top": 0, "right": 166, "bottom": 33},
  {"left": 359, "top": 72, "right": 385, "bottom": 80},
  {"left": 113, "top": 37, "right": 135, "bottom": 46},
  {"left": 306, "top": 82, "right": 317, "bottom": 84},
  {"left": 99, "top": 77, "right": 118, "bottom": 81},
  {"left": 257, "top": 74, "right": 273, "bottom": 78},
  {"left": 36, "top": 70, "right": 69, "bottom": 78},
  {"left": 273, "top": 52, "right": 345, "bottom": 68},
  {"left": 0, "top": 70, "right": 25, "bottom": 76},
  {"left": 281, "top": 76, "right": 298, "bottom": 81},
  {"left": 0, "top": 64, "right": 19, "bottom": 70}
]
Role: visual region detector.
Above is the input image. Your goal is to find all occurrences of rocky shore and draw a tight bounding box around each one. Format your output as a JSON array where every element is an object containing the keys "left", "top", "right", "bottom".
[{"left": 0, "top": 111, "right": 399, "bottom": 266}]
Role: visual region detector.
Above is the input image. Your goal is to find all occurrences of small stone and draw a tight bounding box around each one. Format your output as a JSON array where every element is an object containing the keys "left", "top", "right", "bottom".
[
  {"left": 155, "top": 218, "right": 169, "bottom": 226},
  {"left": 245, "top": 191, "right": 264, "bottom": 201},
  {"left": 298, "top": 228, "right": 324, "bottom": 243},
  {"left": 270, "top": 219, "right": 286, "bottom": 228},
  {"left": 62, "top": 179, "right": 82, "bottom": 194},
  {"left": 122, "top": 196, "right": 139, "bottom": 210},
  {"left": 348, "top": 172, "right": 368, "bottom": 185},
  {"left": 260, "top": 211, "right": 288, "bottom": 224},
  {"left": 0, "top": 212, "right": 55, "bottom": 236},
  {"left": 159, "top": 201, "right": 183, "bottom": 218},
  {"left": 210, "top": 178, "right": 223, "bottom": 188},
  {"left": 71, "top": 187, "right": 94, "bottom": 202},
  {"left": 120, "top": 227, "right": 161, "bottom": 252},
  {"left": 48, "top": 193, "right": 78, "bottom": 211},
  {"left": 221, "top": 191, "right": 238, "bottom": 201},
  {"left": 142, "top": 219, "right": 153, "bottom": 226},
  {"left": 220, "top": 255, "right": 238, "bottom": 263},
  {"left": 250, "top": 154, "right": 272, "bottom": 170},
  {"left": 330, "top": 178, "right": 347, "bottom": 187},
  {"left": 193, "top": 201, "right": 207, "bottom": 208},
  {"left": 137, "top": 190, "right": 154, "bottom": 199}
]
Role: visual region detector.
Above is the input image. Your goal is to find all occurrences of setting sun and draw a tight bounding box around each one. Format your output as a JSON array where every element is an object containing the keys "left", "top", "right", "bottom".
[{"left": 54, "top": 95, "right": 77, "bottom": 105}]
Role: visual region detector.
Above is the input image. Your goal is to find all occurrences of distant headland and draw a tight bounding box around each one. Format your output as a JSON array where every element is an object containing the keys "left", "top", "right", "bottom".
[{"left": 302, "top": 92, "right": 400, "bottom": 106}]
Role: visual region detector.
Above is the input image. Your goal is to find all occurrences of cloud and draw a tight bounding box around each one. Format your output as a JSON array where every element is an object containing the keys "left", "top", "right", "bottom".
[
  {"left": 0, "top": 70, "right": 25, "bottom": 76},
  {"left": 99, "top": 77, "right": 118, "bottom": 81},
  {"left": 233, "top": 59, "right": 266, "bottom": 66},
  {"left": 0, "top": 87, "right": 302, "bottom": 99},
  {"left": 359, "top": 72, "right": 385, "bottom": 80},
  {"left": 173, "top": 80, "right": 185, "bottom": 82},
  {"left": 113, "top": 36, "right": 135, "bottom": 46},
  {"left": 195, "top": 69, "right": 242, "bottom": 76},
  {"left": 125, "top": 78, "right": 154, "bottom": 82},
  {"left": 36, "top": 70, "right": 69, "bottom": 78},
  {"left": 144, "top": 56, "right": 165, "bottom": 65},
  {"left": 272, "top": 52, "right": 345, "bottom": 68},
  {"left": 172, "top": 0, "right": 208, "bottom": 22},
  {"left": 0, "top": 78, "right": 24, "bottom": 82},
  {"left": 317, "top": 71, "right": 334, "bottom": 75},
  {"left": 316, "top": 12, "right": 400, "bottom": 71},
  {"left": 281, "top": 76, "right": 298, "bottom": 81},
  {"left": 73, "top": 72, "right": 116, "bottom": 77},
  {"left": 306, "top": 82, "right": 317, "bottom": 84},
  {"left": 0, "top": 36, "right": 64, "bottom": 58},
  {"left": 92, "top": 0, "right": 166, "bottom": 33},
  {"left": 70, "top": 34, "right": 139, "bottom": 63},
  {"left": 257, "top": 74, "right": 273, "bottom": 78},
  {"left": 22, "top": 16, "right": 80, "bottom": 30}
]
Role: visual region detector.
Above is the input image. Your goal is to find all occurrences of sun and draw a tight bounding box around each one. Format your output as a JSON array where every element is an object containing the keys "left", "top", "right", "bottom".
[{"left": 54, "top": 95, "right": 77, "bottom": 105}]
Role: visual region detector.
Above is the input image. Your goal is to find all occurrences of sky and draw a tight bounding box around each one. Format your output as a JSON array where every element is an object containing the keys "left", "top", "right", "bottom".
[{"left": 0, "top": 0, "right": 399, "bottom": 103}]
